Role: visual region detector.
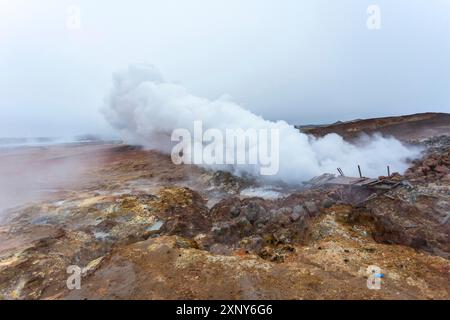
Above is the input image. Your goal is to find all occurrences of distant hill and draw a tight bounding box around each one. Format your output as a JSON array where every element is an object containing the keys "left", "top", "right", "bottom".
[{"left": 299, "top": 112, "right": 450, "bottom": 142}]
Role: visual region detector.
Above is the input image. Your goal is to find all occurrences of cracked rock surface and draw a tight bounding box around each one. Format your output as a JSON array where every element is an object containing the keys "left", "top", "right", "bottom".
[{"left": 0, "top": 140, "right": 449, "bottom": 300}]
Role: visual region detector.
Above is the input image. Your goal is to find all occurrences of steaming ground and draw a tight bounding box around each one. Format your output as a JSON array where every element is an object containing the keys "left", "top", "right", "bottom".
[
  {"left": 0, "top": 137, "right": 448, "bottom": 300},
  {"left": 0, "top": 144, "right": 110, "bottom": 220},
  {"left": 102, "top": 64, "right": 421, "bottom": 182},
  {"left": 0, "top": 66, "right": 422, "bottom": 219}
]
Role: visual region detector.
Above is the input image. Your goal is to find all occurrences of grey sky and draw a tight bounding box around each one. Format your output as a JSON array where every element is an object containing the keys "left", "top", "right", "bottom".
[{"left": 1, "top": 0, "right": 449, "bottom": 137}]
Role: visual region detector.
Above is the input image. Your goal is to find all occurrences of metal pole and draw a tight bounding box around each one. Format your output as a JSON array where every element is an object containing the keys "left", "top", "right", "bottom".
[
  {"left": 387, "top": 165, "right": 390, "bottom": 177},
  {"left": 357, "top": 165, "right": 362, "bottom": 178}
]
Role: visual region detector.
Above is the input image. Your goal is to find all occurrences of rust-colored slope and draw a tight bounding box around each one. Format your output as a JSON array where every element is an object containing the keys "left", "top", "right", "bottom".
[{"left": 300, "top": 112, "right": 450, "bottom": 141}]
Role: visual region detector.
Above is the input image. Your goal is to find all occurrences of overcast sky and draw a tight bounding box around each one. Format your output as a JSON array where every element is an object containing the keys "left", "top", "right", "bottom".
[{"left": 1, "top": 0, "right": 449, "bottom": 137}]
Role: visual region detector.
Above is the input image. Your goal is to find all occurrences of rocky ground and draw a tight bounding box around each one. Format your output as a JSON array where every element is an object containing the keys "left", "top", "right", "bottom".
[{"left": 0, "top": 133, "right": 449, "bottom": 300}]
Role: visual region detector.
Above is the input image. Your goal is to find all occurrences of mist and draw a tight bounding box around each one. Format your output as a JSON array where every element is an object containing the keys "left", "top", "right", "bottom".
[
  {"left": 0, "top": 145, "right": 101, "bottom": 220},
  {"left": 103, "top": 65, "right": 422, "bottom": 182},
  {"left": 1, "top": 1, "right": 450, "bottom": 138}
]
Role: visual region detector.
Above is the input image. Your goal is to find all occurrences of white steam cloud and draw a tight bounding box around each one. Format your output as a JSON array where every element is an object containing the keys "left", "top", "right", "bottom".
[{"left": 102, "top": 64, "right": 421, "bottom": 183}]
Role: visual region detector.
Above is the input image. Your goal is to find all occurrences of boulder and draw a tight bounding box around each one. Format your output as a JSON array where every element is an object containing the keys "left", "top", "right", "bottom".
[
  {"left": 242, "top": 203, "right": 267, "bottom": 224},
  {"left": 290, "top": 205, "right": 307, "bottom": 221},
  {"left": 304, "top": 201, "right": 319, "bottom": 215},
  {"left": 322, "top": 198, "right": 335, "bottom": 209}
]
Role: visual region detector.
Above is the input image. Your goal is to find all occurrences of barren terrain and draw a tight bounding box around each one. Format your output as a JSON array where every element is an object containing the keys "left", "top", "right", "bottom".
[
  {"left": 300, "top": 112, "right": 450, "bottom": 141},
  {"left": 0, "top": 113, "right": 449, "bottom": 300}
]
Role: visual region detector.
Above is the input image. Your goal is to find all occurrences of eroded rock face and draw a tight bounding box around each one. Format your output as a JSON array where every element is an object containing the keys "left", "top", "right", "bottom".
[
  {"left": 0, "top": 187, "right": 209, "bottom": 299},
  {"left": 1, "top": 184, "right": 449, "bottom": 300},
  {"left": 356, "top": 187, "right": 450, "bottom": 259},
  {"left": 350, "top": 136, "right": 450, "bottom": 260},
  {"left": 62, "top": 234, "right": 450, "bottom": 300},
  {"left": 0, "top": 142, "right": 449, "bottom": 300},
  {"left": 204, "top": 171, "right": 252, "bottom": 194},
  {"left": 148, "top": 187, "right": 211, "bottom": 238},
  {"left": 207, "top": 197, "right": 314, "bottom": 261},
  {"left": 0, "top": 224, "right": 107, "bottom": 299},
  {"left": 401, "top": 136, "right": 449, "bottom": 182}
]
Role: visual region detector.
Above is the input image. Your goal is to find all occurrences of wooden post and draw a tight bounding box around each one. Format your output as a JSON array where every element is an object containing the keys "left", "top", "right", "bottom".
[{"left": 358, "top": 165, "right": 362, "bottom": 178}]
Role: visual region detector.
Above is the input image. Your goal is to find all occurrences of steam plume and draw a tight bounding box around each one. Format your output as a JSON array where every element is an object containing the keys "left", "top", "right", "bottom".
[{"left": 102, "top": 64, "right": 421, "bottom": 182}]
